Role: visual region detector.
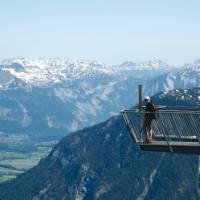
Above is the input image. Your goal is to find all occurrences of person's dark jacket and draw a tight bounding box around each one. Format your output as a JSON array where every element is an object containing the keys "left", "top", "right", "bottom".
[{"left": 145, "top": 102, "right": 156, "bottom": 121}]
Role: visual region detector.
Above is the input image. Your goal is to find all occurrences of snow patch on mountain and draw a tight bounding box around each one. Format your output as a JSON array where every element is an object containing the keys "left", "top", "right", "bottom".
[
  {"left": 164, "top": 73, "right": 175, "bottom": 90},
  {"left": 118, "top": 60, "right": 171, "bottom": 70},
  {"left": 47, "top": 116, "right": 54, "bottom": 128},
  {"left": 68, "top": 120, "right": 79, "bottom": 132},
  {"left": 157, "top": 88, "right": 200, "bottom": 106},
  {"left": 0, "top": 58, "right": 176, "bottom": 87},
  {"left": 91, "top": 97, "right": 102, "bottom": 111},
  {"left": 100, "top": 81, "right": 116, "bottom": 102},
  {"left": 76, "top": 102, "right": 98, "bottom": 117},
  {"left": 1, "top": 58, "right": 116, "bottom": 85},
  {"left": 16, "top": 100, "right": 31, "bottom": 127},
  {"left": 54, "top": 88, "right": 77, "bottom": 102}
]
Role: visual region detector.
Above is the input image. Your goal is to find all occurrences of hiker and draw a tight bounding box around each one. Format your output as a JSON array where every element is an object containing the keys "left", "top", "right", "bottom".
[{"left": 143, "top": 96, "right": 157, "bottom": 143}]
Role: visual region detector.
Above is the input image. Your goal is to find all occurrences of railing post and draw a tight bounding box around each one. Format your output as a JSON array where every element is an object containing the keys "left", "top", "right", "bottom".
[
  {"left": 188, "top": 114, "right": 200, "bottom": 143},
  {"left": 159, "top": 113, "right": 174, "bottom": 153},
  {"left": 170, "top": 113, "right": 182, "bottom": 139}
]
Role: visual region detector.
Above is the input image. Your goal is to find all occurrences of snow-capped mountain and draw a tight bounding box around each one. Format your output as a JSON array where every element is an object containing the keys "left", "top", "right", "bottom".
[
  {"left": 118, "top": 60, "right": 170, "bottom": 71},
  {"left": 0, "top": 58, "right": 199, "bottom": 135},
  {"left": 143, "top": 61, "right": 200, "bottom": 96},
  {"left": 0, "top": 58, "right": 174, "bottom": 134},
  {"left": 116, "top": 60, "right": 173, "bottom": 79},
  {"left": 1, "top": 58, "right": 116, "bottom": 86},
  {"left": 0, "top": 58, "right": 172, "bottom": 86},
  {"left": 154, "top": 88, "right": 200, "bottom": 107}
]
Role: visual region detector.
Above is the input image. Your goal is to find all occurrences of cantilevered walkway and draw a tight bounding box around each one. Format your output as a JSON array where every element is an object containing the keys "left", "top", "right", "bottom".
[{"left": 121, "top": 108, "right": 200, "bottom": 154}]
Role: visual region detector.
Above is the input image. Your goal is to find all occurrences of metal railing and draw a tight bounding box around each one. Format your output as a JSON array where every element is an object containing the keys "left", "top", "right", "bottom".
[{"left": 121, "top": 109, "right": 200, "bottom": 145}]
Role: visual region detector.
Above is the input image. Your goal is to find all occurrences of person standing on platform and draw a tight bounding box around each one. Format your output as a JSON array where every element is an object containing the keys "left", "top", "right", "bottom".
[{"left": 143, "top": 96, "right": 156, "bottom": 143}]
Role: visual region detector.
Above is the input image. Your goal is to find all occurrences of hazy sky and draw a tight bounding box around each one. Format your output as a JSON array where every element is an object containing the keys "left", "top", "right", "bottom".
[{"left": 0, "top": 0, "right": 200, "bottom": 66}]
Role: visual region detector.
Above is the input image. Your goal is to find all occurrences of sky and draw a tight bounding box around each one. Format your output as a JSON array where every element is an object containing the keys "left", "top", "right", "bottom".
[{"left": 0, "top": 0, "right": 200, "bottom": 66}]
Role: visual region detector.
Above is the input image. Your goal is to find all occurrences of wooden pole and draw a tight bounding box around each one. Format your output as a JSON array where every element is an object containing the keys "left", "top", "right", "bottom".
[{"left": 138, "top": 84, "right": 142, "bottom": 112}]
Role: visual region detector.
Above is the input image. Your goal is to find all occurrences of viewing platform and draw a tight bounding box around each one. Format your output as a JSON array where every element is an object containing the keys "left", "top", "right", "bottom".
[{"left": 121, "top": 108, "right": 200, "bottom": 154}]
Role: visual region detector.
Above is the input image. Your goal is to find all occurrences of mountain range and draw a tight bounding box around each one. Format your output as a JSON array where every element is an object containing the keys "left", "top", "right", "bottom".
[
  {"left": 0, "top": 58, "right": 200, "bottom": 135},
  {"left": 0, "top": 87, "right": 199, "bottom": 200},
  {"left": 0, "top": 57, "right": 200, "bottom": 184}
]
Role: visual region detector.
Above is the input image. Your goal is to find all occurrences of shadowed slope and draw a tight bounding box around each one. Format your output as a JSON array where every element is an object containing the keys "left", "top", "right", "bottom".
[{"left": 0, "top": 88, "right": 200, "bottom": 200}]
